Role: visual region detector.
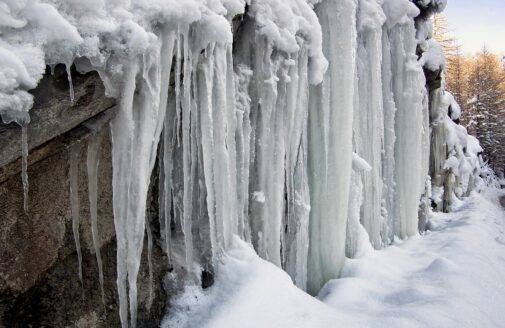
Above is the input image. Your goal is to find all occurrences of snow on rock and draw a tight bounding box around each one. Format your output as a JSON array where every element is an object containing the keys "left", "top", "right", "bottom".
[
  {"left": 413, "top": 0, "right": 447, "bottom": 13},
  {"left": 381, "top": 0, "right": 420, "bottom": 28},
  {"left": 419, "top": 38, "right": 445, "bottom": 71},
  {"left": 446, "top": 91, "right": 461, "bottom": 120}
]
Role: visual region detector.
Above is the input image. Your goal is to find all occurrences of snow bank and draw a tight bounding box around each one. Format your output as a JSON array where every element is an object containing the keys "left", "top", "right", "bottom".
[
  {"left": 163, "top": 190, "right": 505, "bottom": 328},
  {"left": 161, "top": 237, "right": 352, "bottom": 328}
]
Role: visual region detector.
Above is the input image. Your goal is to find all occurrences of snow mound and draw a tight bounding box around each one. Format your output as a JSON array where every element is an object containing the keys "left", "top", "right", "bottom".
[
  {"left": 161, "top": 237, "right": 350, "bottom": 328},
  {"left": 163, "top": 190, "right": 505, "bottom": 328}
]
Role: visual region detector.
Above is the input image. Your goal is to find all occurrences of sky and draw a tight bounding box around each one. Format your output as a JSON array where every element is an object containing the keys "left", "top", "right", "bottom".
[{"left": 443, "top": 0, "right": 505, "bottom": 55}]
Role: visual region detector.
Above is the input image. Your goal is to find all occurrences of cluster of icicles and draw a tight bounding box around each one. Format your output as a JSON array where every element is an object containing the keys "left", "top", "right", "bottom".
[{"left": 13, "top": 0, "right": 482, "bottom": 327}]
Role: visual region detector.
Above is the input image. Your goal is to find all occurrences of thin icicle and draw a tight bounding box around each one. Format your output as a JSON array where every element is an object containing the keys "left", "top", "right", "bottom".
[
  {"left": 21, "top": 125, "right": 29, "bottom": 213},
  {"left": 67, "top": 63, "right": 75, "bottom": 105},
  {"left": 174, "top": 35, "right": 182, "bottom": 146},
  {"left": 69, "top": 144, "right": 82, "bottom": 285},
  {"left": 86, "top": 131, "right": 105, "bottom": 306},
  {"left": 145, "top": 218, "right": 154, "bottom": 312},
  {"left": 181, "top": 31, "right": 195, "bottom": 274},
  {"left": 234, "top": 65, "right": 253, "bottom": 243},
  {"left": 154, "top": 29, "right": 176, "bottom": 266}
]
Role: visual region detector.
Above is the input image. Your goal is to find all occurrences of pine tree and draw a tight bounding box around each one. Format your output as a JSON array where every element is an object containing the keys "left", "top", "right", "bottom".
[{"left": 466, "top": 48, "right": 505, "bottom": 171}]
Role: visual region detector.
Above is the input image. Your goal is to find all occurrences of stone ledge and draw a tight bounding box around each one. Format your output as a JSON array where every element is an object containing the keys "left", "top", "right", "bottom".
[{"left": 0, "top": 65, "right": 116, "bottom": 170}]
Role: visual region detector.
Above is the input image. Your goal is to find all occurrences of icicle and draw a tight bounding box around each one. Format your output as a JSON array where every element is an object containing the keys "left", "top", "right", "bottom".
[
  {"left": 21, "top": 125, "right": 29, "bottom": 213},
  {"left": 181, "top": 31, "right": 194, "bottom": 274},
  {"left": 244, "top": 36, "right": 286, "bottom": 267},
  {"left": 283, "top": 47, "right": 311, "bottom": 290},
  {"left": 111, "top": 59, "right": 138, "bottom": 328},
  {"left": 145, "top": 218, "right": 154, "bottom": 312},
  {"left": 67, "top": 63, "right": 75, "bottom": 105},
  {"left": 307, "top": 0, "right": 357, "bottom": 295},
  {"left": 174, "top": 34, "right": 182, "bottom": 146},
  {"left": 69, "top": 144, "right": 82, "bottom": 285},
  {"left": 389, "top": 18, "right": 426, "bottom": 238},
  {"left": 198, "top": 43, "right": 219, "bottom": 263},
  {"left": 197, "top": 42, "right": 238, "bottom": 265},
  {"left": 381, "top": 25, "right": 397, "bottom": 245},
  {"left": 110, "top": 26, "right": 174, "bottom": 328},
  {"left": 234, "top": 64, "right": 253, "bottom": 243},
  {"left": 86, "top": 131, "right": 105, "bottom": 306},
  {"left": 162, "top": 107, "right": 174, "bottom": 265},
  {"left": 354, "top": 0, "right": 386, "bottom": 248}
]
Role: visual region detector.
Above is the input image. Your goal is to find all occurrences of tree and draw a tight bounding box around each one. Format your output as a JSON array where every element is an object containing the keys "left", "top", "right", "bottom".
[
  {"left": 466, "top": 48, "right": 505, "bottom": 171},
  {"left": 432, "top": 15, "right": 469, "bottom": 115},
  {"left": 432, "top": 15, "right": 458, "bottom": 58}
]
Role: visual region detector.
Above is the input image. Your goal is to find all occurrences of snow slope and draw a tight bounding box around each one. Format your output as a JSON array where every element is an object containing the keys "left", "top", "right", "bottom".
[{"left": 162, "top": 189, "right": 505, "bottom": 328}]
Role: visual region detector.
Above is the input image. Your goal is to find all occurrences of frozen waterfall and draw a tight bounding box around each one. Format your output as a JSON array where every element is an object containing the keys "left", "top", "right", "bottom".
[{"left": 0, "top": 0, "right": 485, "bottom": 326}]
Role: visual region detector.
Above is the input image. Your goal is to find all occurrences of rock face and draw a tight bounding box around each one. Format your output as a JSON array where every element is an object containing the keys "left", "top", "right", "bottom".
[{"left": 0, "top": 66, "right": 167, "bottom": 327}]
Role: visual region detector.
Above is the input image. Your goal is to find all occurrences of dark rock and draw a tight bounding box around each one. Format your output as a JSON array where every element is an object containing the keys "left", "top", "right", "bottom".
[{"left": 0, "top": 70, "right": 168, "bottom": 327}]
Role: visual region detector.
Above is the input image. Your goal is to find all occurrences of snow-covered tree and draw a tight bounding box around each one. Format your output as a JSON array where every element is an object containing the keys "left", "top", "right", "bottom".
[{"left": 466, "top": 48, "right": 505, "bottom": 172}]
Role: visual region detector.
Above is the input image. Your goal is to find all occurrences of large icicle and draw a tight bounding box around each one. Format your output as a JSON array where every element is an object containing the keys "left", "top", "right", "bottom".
[
  {"left": 387, "top": 11, "right": 426, "bottom": 238},
  {"left": 307, "top": 0, "right": 357, "bottom": 295},
  {"left": 180, "top": 32, "right": 195, "bottom": 274},
  {"left": 86, "top": 131, "right": 105, "bottom": 305},
  {"left": 234, "top": 65, "right": 253, "bottom": 243},
  {"left": 110, "top": 45, "right": 161, "bottom": 328},
  {"left": 159, "top": 32, "right": 177, "bottom": 266},
  {"left": 354, "top": 0, "right": 386, "bottom": 248},
  {"left": 246, "top": 35, "right": 287, "bottom": 267},
  {"left": 380, "top": 23, "right": 397, "bottom": 245},
  {"left": 198, "top": 42, "right": 238, "bottom": 263},
  {"left": 283, "top": 47, "right": 311, "bottom": 290}
]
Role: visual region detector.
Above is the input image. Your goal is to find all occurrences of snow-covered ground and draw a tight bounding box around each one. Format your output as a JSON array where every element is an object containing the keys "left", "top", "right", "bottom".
[{"left": 162, "top": 188, "right": 505, "bottom": 328}]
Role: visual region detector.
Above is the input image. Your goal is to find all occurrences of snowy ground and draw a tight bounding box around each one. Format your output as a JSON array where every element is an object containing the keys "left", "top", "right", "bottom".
[{"left": 162, "top": 189, "right": 505, "bottom": 328}]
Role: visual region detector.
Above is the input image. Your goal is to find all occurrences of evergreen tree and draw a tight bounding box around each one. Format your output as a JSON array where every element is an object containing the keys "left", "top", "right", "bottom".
[{"left": 466, "top": 48, "right": 505, "bottom": 172}]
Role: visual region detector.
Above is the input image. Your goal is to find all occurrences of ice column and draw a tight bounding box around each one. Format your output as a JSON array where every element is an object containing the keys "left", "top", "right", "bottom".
[
  {"left": 307, "top": 0, "right": 357, "bottom": 295},
  {"left": 354, "top": 0, "right": 386, "bottom": 248},
  {"left": 388, "top": 18, "right": 426, "bottom": 238},
  {"left": 283, "top": 47, "right": 311, "bottom": 290},
  {"left": 381, "top": 24, "right": 397, "bottom": 244},
  {"left": 198, "top": 43, "right": 239, "bottom": 262}
]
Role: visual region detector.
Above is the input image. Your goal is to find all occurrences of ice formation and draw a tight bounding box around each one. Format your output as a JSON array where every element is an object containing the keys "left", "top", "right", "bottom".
[
  {"left": 0, "top": 0, "right": 486, "bottom": 326},
  {"left": 87, "top": 130, "right": 106, "bottom": 305},
  {"left": 69, "top": 144, "right": 83, "bottom": 285}
]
